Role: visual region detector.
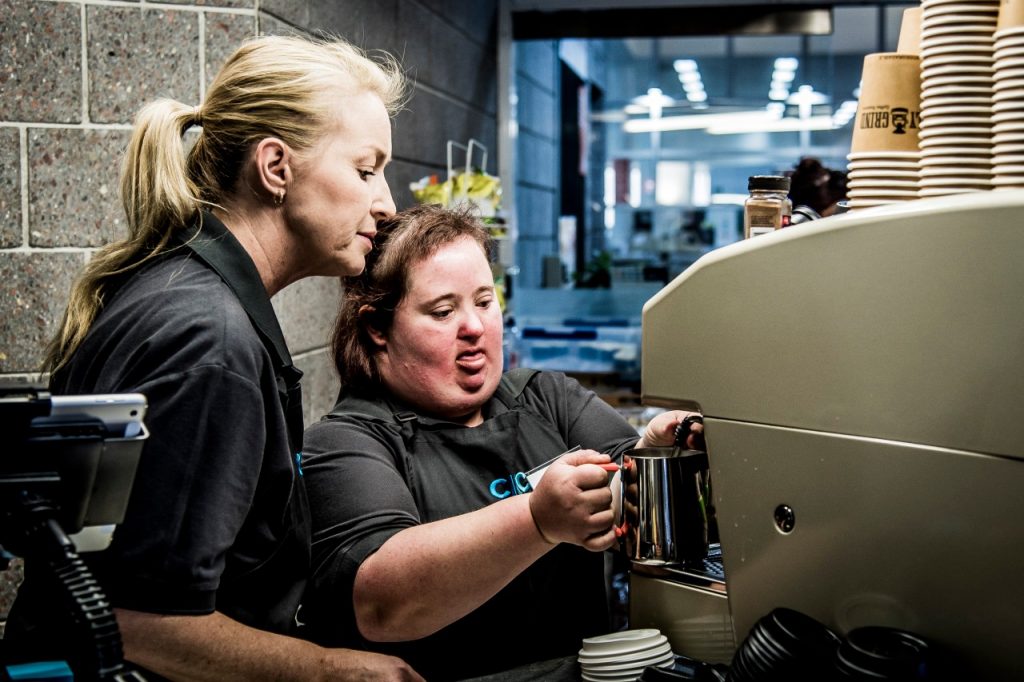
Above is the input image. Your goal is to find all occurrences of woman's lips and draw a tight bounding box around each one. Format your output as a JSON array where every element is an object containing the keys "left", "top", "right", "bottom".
[{"left": 456, "top": 350, "right": 486, "bottom": 371}]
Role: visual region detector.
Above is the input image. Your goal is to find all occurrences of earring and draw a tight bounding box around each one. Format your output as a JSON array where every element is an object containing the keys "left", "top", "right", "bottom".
[{"left": 274, "top": 190, "right": 285, "bottom": 207}]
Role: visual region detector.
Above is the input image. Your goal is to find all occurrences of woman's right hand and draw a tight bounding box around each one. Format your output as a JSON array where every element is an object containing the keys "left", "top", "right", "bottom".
[{"left": 528, "top": 449, "right": 618, "bottom": 551}]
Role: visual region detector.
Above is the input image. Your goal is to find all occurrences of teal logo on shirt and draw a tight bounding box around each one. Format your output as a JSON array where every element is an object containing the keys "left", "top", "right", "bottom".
[
  {"left": 295, "top": 452, "right": 303, "bottom": 476},
  {"left": 489, "top": 472, "right": 530, "bottom": 499}
]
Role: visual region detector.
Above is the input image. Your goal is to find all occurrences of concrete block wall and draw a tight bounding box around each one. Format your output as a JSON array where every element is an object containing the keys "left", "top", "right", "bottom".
[
  {"left": 0, "top": 0, "right": 498, "bottom": 415},
  {"left": 0, "top": 0, "right": 498, "bottom": 626}
]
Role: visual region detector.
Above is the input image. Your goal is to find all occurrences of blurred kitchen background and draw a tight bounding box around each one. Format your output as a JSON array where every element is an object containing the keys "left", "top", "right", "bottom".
[{"left": 0, "top": 0, "right": 912, "bottom": 412}]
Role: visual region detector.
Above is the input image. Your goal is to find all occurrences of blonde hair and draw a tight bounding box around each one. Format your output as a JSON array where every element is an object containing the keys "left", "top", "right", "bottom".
[{"left": 43, "top": 35, "right": 407, "bottom": 373}]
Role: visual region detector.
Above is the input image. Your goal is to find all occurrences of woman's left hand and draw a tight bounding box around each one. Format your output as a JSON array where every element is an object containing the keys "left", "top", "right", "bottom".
[{"left": 637, "top": 410, "right": 704, "bottom": 450}]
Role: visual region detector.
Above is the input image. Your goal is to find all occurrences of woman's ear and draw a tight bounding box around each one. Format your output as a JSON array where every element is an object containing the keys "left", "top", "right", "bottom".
[
  {"left": 252, "top": 137, "right": 292, "bottom": 201},
  {"left": 359, "top": 305, "right": 388, "bottom": 348}
]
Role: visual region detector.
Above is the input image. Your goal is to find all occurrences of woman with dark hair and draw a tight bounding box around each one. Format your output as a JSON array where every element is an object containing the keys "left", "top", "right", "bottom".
[{"left": 301, "top": 203, "right": 702, "bottom": 680}]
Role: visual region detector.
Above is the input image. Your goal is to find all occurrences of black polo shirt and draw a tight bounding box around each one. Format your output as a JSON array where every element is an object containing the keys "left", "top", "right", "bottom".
[
  {"left": 8, "top": 213, "right": 311, "bottom": 661},
  {"left": 302, "top": 371, "right": 642, "bottom": 680}
]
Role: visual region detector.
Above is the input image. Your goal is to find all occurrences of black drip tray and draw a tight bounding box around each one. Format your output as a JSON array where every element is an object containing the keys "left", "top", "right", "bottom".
[{"left": 682, "top": 544, "right": 725, "bottom": 582}]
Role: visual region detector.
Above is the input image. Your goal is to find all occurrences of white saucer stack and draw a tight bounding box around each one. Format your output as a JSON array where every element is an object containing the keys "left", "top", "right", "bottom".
[
  {"left": 578, "top": 629, "right": 676, "bottom": 682},
  {"left": 993, "top": 26, "right": 1024, "bottom": 188},
  {"left": 918, "top": 0, "right": 999, "bottom": 196}
]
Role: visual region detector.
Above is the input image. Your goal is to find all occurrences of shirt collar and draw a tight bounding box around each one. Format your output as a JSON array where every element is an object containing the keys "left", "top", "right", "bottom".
[
  {"left": 177, "top": 211, "right": 295, "bottom": 374},
  {"left": 374, "top": 391, "right": 507, "bottom": 427}
]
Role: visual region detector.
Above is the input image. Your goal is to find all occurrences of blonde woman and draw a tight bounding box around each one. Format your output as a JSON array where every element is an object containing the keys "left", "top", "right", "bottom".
[{"left": 8, "top": 36, "right": 423, "bottom": 681}]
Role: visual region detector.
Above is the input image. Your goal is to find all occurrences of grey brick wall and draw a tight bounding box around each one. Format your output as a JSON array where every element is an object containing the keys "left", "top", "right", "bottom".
[
  {"left": 0, "top": 0, "right": 499, "bottom": 396},
  {"left": 0, "top": 0, "right": 499, "bottom": 626}
]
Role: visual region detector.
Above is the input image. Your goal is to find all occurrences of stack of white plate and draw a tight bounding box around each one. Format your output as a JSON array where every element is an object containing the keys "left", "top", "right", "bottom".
[
  {"left": 993, "top": 26, "right": 1024, "bottom": 188},
  {"left": 578, "top": 629, "right": 675, "bottom": 682},
  {"left": 919, "top": 0, "right": 998, "bottom": 196},
  {"left": 846, "top": 151, "right": 921, "bottom": 209}
]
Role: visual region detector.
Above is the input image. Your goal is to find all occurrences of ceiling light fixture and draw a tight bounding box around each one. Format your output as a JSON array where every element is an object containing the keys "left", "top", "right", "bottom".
[
  {"left": 706, "top": 114, "right": 835, "bottom": 135},
  {"left": 623, "top": 105, "right": 839, "bottom": 135},
  {"left": 624, "top": 108, "right": 781, "bottom": 133},
  {"left": 673, "top": 59, "right": 699, "bottom": 73},
  {"left": 672, "top": 58, "right": 707, "bottom": 106},
  {"left": 832, "top": 99, "right": 859, "bottom": 127},
  {"left": 631, "top": 86, "right": 676, "bottom": 120},
  {"left": 787, "top": 84, "right": 830, "bottom": 120},
  {"left": 768, "top": 56, "right": 799, "bottom": 106}
]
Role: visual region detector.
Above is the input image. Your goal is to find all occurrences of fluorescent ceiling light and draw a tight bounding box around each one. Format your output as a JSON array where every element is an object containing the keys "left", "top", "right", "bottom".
[
  {"left": 624, "top": 109, "right": 780, "bottom": 133},
  {"left": 632, "top": 87, "right": 674, "bottom": 106},
  {"left": 707, "top": 115, "right": 836, "bottom": 135},
  {"left": 624, "top": 105, "right": 842, "bottom": 134},
  {"left": 833, "top": 99, "right": 858, "bottom": 126},
  {"left": 772, "top": 70, "right": 796, "bottom": 83},
  {"left": 686, "top": 91, "right": 708, "bottom": 103},
  {"left": 774, "top": 57, "right": 799, "bottom": 71},
  {"left": 787, "top": 85, "right": 829, "bottom": 106},
  {"left": 674, "top": 59, "right": 698, "bottom": 73},
  {"left": 679, "top": 71, "right": 701, "bottom": 84},
  {"left": 769, "top": 89, "right": 790, "bottom": 101}
]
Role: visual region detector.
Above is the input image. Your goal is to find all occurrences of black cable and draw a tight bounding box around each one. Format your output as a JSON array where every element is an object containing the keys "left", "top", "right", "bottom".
[{"left": 3, "top": 490, "right": 145, "bottom": 681}]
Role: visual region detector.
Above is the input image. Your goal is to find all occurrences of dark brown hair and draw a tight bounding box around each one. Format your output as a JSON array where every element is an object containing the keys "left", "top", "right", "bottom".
[{"left": 332, "top": 203, "right": 494, "bottom": 391}]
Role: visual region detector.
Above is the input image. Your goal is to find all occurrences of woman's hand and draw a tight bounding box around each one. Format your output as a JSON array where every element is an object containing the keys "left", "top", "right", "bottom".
[
  {"left": 528, "top": 449, "right": 617, "bottom": 551},
  {"left": 636, "top": 410, "right": 704, "bottom": 450}
]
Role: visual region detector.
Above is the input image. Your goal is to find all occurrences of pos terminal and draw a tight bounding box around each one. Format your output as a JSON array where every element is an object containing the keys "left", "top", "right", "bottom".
[{"left": 0, "top": 384, "right": 148, "bottom": 681}]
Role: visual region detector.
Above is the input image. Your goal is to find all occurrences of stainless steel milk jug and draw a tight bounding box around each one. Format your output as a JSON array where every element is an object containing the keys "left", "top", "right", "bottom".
[{"left": 623, "top": 447, "right": 712, "bottom": 565}]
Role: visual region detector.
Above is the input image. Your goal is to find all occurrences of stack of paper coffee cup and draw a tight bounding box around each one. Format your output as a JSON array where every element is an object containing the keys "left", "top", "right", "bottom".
[
  {"left": 898, "top": 7, "right": 923, "bottom": 55},
  {"left": 993, "top": 0, "right": 1024, "bottom": 188},
  {"left": 846, "top": 53, "right": 921, "bottom": 210},
  {"left": 918, "top": 0, "right": 998, "bottom": 197}
]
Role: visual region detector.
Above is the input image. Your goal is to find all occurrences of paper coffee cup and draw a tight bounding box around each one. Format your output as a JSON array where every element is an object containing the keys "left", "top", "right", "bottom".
[
  {"left": 999, "top": 0, "right": 1024, "bottom": 29},
  {"left": 898, "top": 7, "right": 923, "bottom": 55},
  {"left": 851, "top": 53, "right": 922, "bottom": 154}
]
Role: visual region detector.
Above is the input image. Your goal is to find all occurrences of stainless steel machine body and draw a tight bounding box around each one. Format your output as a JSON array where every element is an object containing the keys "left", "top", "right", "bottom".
[{"left": 638, "top": 191, "right": 1024, "bottom": 680}]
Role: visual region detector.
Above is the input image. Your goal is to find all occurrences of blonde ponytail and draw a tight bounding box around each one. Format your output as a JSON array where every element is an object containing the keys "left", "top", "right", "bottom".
[{"left": 42, "top": 101, "right": 201, "bottom": 373}]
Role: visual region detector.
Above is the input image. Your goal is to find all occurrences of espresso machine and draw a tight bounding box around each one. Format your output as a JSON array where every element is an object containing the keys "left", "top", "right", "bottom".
[{"left": 631, "top": 190, "right": 1024, "bottom": 679}]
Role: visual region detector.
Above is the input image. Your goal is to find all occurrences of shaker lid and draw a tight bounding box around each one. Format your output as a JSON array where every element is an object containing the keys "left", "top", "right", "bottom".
[{"left": 748, "top": 175, "right": 791, "bottom": 192}]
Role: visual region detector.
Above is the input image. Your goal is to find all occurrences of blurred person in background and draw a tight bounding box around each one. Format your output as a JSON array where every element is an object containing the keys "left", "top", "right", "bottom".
[
  {"left": 7, "top": 35, "right": 423, "bottom": 681},
  {"left": 788, "top": 156, "right": 848, "bottom": 218}
]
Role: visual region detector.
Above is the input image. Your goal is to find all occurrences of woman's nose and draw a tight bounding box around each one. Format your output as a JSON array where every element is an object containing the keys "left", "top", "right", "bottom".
[
  {"left": 373, "top": 176, "right": 397, "bottom": 220},
  {"left": 460, "top": 309, "right": 486, "bottom": 337}
]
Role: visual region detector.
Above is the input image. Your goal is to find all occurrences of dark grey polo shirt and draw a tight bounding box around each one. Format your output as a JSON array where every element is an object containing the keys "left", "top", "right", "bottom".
[{"left": 8, "top": 214, "right": 310, "bottom": 671}]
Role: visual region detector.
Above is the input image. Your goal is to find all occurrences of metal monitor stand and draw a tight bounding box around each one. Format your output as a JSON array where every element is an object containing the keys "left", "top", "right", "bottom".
[{"left": 1, "top": 478, "right": 145, "bottom": 682}]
